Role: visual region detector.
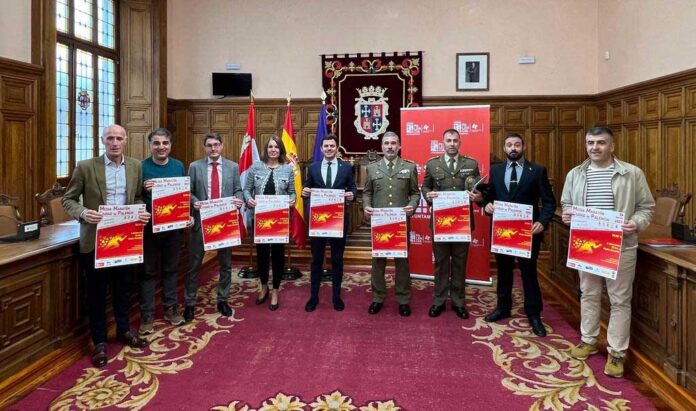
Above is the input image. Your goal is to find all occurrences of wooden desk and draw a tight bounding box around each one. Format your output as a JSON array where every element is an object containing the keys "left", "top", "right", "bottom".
[
  {"left": 0, "top": 222, "right": 81, "bottom": 382},
  {"left": 546, "top": 214, "right": 696, "bottom": 407}
]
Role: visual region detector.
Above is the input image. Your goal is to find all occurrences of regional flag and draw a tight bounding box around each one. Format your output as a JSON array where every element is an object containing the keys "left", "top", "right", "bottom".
[
  {"left": 281, "top": 101, "right": 307, "bottom": 249},
  {"left": 238, "top": 100, "right": 260, "bottom": 238},
  {"left": 312, "top": 100, "right": 328, "bottom": 162}
]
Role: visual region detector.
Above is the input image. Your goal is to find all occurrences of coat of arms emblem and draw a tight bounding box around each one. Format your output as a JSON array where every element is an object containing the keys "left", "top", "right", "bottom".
[{"left": 354, "top": 85, "right": 389, "bottom": 140}]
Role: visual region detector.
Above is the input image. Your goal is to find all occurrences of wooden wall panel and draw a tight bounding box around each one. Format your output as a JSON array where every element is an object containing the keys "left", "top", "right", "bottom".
[
  {"left": 121, "top": 0, "right": 165, "bottom": 159},
  {"left": 0, "top": 58, "right": 43, "bottom": 221}
]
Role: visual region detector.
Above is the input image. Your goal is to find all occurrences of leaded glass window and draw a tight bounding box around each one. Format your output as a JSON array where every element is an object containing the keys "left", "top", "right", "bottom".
[{"left": 56, "top": 0, "right": 119, "bottom": 180}]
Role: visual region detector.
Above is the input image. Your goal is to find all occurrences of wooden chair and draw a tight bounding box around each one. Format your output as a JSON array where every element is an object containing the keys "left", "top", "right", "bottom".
[
  {"left": 35, "top": 182, "right": 71, "bottom": 225},
  {"left": 652, "top": 183, "right": 691, "bottom": 226},
  {"left": 0, "top": 194, "right": 21, "bottom": 236}
]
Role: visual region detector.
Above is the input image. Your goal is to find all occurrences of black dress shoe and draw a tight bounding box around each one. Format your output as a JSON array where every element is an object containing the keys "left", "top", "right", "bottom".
[
  {"left": 453, "top": 305, "right": 469, "bottom": 319},
  {"left": 368, "top": 302, "right": 383, "bottom": 314},
  {"left": 305, "top": 298, "right": 318, "bottom": 312},
  {"left": 118, "top": 331, "right": 148, "bottom": 349},
  {"left": 217, "top": 301, "right": 233, "bottom": 317},
  {"left": 256, "top": 289, "right": 269, "bottom": 305},
  {"left": 333, "top": 297, "right": 345, "bottom": 312},
  {"left": 269, "top": 302, "right": 279, "bottom": 311},
  {"left": 428, "top": 304, "right": 445, "bottom": 318},
  {"left": 184, "top": 305, "right": 195, "bottom": 323},
  {"left": 484, "top": 308, "right": 511, "bottom": 323},
  {"left": 92, "top": 343, "right": 107, "bottom": 368},
  {"left": 399, "top": 304, "right": 411, "bottom": 317},
  {"left": 529, "top": 316, "right": 547, "bottom": 337}
]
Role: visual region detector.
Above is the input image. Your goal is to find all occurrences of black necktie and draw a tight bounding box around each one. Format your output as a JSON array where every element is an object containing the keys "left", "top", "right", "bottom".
[
  {"left": 326, "top": 161, "right": 332, "bottom": 187},
  {"left": 509, "top": 161, "right": 518, "bottom": 192}
]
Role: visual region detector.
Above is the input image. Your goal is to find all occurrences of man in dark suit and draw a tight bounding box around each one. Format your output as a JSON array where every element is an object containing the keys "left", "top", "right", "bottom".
[
  {"left": 483, "top": 133, "right": 556, "bottom": 337},
  {"left": 185, "top": 132, "right": 244, "bottom": 322},
  {"left": 302, "top": 134, "right": 357, "bottom": 312},
  {"left": 62, "top": 124, "right": 149, "bottom": 367}
]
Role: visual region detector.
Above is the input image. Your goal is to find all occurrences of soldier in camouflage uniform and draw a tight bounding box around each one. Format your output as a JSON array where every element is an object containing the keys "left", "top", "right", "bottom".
[
  {"left": 421, "top": 128, "right": 482, "bottom": 320},
  {"left": 363, "top": 131, "right": 421, "bottom": 317}
]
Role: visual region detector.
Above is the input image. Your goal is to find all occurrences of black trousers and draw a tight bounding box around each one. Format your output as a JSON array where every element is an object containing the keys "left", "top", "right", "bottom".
[
  {"left": 309, "top": 236, "right": 346, "bottom": 300},
  {"left": 141, "top": 228, "right": 182, "bottom": 317},
  {"left": 257, "top": 243, "right": 284, "bottom": 289},
  {"left": 81, "top": 252, "right": 133, "bottom": 345},
  {"left": 494, "top": 235, "right": 543, "bottom": 317}
]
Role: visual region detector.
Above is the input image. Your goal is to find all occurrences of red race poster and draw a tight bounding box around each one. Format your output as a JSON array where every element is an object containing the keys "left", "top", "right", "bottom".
[
  {"left": 401, "top": 105, "right": 490, "bottom": 282},
  {"left": 254, "top": 195, "right": 290, "bottom": 244},
  {"left": 567, "top": 205, "right": 624, "bottom": 279},
  {"left": 152, "top": 177, "right": 190, "bottom": 233},
  {"left": 95, "top": 204, "right": 145, "bottom": 268},
  {"left": 432, "top": 191, "right": 471, "bottom": 242},
  {"left": 491, "top": 201, "right": 533, "bottom": 258},
  {"left": 200, "top": 197, "right": 242, "bottom": 250},
  {"left": 371, "top": 208, "right": 408, "bottom": 258},
  {"left": 309, "top": 188, "right": 345, "bottom": 238}
]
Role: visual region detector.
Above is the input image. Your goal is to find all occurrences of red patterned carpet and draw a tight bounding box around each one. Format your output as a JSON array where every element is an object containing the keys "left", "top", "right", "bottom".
[{"left": 12, "top": 266, "right": 654, "bottom": 410}]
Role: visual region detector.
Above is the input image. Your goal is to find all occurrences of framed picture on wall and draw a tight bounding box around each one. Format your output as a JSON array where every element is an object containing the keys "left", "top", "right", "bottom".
[{"left": 456, "top": 53, "right": 490, "bottom": 91}]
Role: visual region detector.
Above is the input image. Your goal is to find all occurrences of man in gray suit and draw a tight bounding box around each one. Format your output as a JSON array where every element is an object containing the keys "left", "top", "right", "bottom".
[
  {"left": 184, "top": 132, "right": 244, "bottom": 322},
  {"left": 363, "top": 131, "right": 421, "bottom": 317}
]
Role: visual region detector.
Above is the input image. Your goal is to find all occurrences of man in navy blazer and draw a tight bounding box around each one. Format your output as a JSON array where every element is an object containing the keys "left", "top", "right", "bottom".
[
  {"left": 185, "top": 132, "right": 244, "bottom": 322},
  {"left": 483, "top": 133, "right": 556, "bottom": 337},
  {"left": 302, "top": 134, "right": 357, "bottom": 312}
]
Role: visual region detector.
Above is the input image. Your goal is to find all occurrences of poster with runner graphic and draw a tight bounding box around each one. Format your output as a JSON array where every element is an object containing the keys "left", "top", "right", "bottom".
[
  {"left": 491, "top": 201, "right": 533, "bottom": 258},
  {"left": 567, "top": 205, "right": 624, "bottom": 279},
  {"left": 371, "top": 208, "right": 408, "bottom": 258},
  {"left": 432, "top": 191, "right": 471, "bottom": 242},
  {"left": 200, "top": 197, "right": 242, "bottom": 250},
  {"left": 254, "top": 195, "right": 290, "bottom": 244},
  {"left": 309, "top": 189, "right": 344, "bottom": 238},
  {"left": 152, "top": 177, "right": 190, "bottom": 232},
  {"left": 95, "top": 204, "right": 146, "bottom": 268}
]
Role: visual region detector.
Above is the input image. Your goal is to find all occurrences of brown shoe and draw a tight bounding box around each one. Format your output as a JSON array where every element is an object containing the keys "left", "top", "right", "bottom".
[
  {"left": 118, "top": 330, "right": 148, "bottom": 349},
  {"left": 92, "top": 343, "right": 107, "bottom": 368}
]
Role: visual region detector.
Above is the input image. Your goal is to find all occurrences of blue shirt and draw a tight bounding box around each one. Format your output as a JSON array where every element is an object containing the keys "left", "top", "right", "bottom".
[
  {"left": 504, "top": 157, "right": 525, "bottom": 191},
  {"left": 141, "top": 156, "right": 186, "bottom": 212}
]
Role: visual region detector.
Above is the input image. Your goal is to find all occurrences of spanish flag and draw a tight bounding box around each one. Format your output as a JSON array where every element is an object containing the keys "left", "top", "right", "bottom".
[{"left": 280, "top": 100, "right": 307, "bottom": 249}]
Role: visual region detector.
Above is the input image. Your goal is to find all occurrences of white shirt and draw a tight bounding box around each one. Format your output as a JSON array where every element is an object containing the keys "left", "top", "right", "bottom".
[
  {"left": 104, "top": 154, "right": 127, "bottom": 205},
  {"left": 207, "top": 157, "right": 223, "bottom": 199},
  {"left": 321, "top": 157, "right": 337, "bottom": 186}
]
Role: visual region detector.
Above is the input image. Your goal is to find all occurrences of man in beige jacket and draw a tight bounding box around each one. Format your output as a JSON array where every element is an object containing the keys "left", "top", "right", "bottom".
[{"left": 560, "top": 126, "right": 654, "bottom": 378}]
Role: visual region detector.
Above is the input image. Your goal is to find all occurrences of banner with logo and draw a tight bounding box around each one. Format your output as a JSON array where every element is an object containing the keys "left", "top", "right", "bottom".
[
  {"left": 152, "top": 177, "right": 190, "bottom": 233},
  {"left": 400, "top": 106, "right": 490, "bottom": 283},
  {"left": 254, "top": 195, "right": 290, "bottom": 244},
  {"left": 491, "top": 201, "right": 533, "bottom": 259},
  {"left": 432, "top": 191, "right": 471, "bottom": 242},
  {"left": 95, "top": 204, "right": 145, "bottom": 268},
  {"left": 371, "top": 207, "right": 408, "bottom": 258},
  {"left": 200, "top": 197, "right": 242, "bottom": 251},
  {"left": 309, "top": 188, "right": 345, "bottom": 238},
  {"left": 567, "top": 205, "right": 624, "bottom": 279}
]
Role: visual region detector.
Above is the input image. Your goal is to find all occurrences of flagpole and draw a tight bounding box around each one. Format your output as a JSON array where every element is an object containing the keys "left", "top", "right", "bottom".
[
  {"left": 238, "top": 91, "right": 259, "bottom": 279},
  {"left": 282, "top": 91, "right": 304, "bottom": 281}
]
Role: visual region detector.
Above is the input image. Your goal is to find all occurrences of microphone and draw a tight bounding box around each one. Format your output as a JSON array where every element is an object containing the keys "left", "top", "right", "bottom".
[{"left": 0, "top": 214, "right": 41, "bottom": 242}]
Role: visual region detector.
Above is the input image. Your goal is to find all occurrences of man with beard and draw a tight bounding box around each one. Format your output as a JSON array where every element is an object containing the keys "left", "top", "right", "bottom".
[
  {"left": 363, "top": 131, "right": 420, "bottom": 317},
  {"left": 482, "top": 133, "right": 556, "bottom": 336},
  {"left": 421, "top": 128, "right": 482, "bottom": 319}
]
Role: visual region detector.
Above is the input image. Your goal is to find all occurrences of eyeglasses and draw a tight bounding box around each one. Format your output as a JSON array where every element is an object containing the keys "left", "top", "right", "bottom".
[{"left": 205, "top": 143, "right": 222, "bottom": 149}]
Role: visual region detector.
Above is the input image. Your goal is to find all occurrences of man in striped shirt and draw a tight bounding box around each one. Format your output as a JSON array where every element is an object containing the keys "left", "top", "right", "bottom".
[{"left": 560, "top": 126, "right": 654, "bottom": 378}]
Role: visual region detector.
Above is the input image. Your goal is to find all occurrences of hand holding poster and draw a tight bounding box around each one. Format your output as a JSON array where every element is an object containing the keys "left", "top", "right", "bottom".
[
  {"left": 432, "top": 191, "right": 471, "bottom": 242},
  {"left": 200, "top": 197, "right": 241, "bottom": 250},
  {"left": 152, "top": 177, "right": 191, "bottom": 233},
  {"left": 567, "top": 205, "right": 624, "bottom": 279},
  {"left": 95, "top": 204, "right": 146, "bottom": 268},
  {"left": 254, "top": 195, "right": 290, "bottom": 244},
  {"left": 371, "top": 207, "right": 408, "bottom": 258},
  {"left": 491, "top": 201, "right": 533, "bottom": 258},
  {"left": 309, "top": 188, "right": 344, "bottom": 238}
]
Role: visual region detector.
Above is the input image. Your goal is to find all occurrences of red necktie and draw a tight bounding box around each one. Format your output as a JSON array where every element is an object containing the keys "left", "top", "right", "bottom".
[{"left": 211, "top": 161, "right": 220, "bottom": 199}]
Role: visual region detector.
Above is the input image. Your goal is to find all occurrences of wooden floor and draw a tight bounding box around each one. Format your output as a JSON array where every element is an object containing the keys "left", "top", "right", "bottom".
[{"left": 542, "top": 288, "right": 672, "bottom": 410}]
